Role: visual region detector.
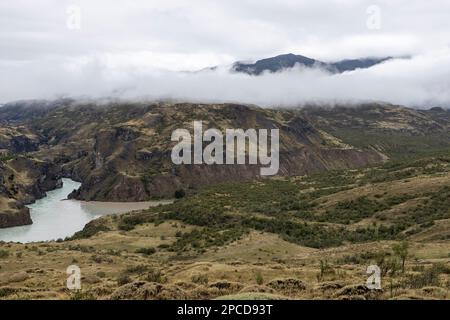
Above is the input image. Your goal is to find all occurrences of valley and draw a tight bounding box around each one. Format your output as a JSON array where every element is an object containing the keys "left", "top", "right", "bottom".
[{"left": 0, "top": 101, "right": 449, "bottom": 300}]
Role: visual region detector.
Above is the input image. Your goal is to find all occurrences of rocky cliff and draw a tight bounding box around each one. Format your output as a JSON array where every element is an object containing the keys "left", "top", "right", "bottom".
[{"left": 0, "top": 157, "right": 62, "bottom": 228}]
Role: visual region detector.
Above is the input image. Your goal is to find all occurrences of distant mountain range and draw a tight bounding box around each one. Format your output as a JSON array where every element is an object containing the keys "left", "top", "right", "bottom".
[{"left": 206, "top": 53, "right": 394, "bottom": 75}]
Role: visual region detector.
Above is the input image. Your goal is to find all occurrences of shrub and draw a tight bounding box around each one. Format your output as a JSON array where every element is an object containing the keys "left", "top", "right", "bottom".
[
  {"left": 191, "top": 274, "right": 209, "bottom": 285},
  {"left": 90, "top": 255, "right": 113, "bottom": 264},
  {"left": 117, "top": 275, "right": 132, "bottom": 286},
  {"left": 432, "top": 262, "right": 450, "bottom": 275},
  {"left": 145, "top": 269, "right": 166, "bottom": 283},
  {"left": 320, "top": 197, "right": 389, "bottom": 224},
  {"left": 0, "top": 249, "right": 9, "bottom": 258},
  {"left": 71, "top": 222, "right": 110, "bottom": 239},
  {"left": 69, "top": 290, "right": 96, "bottom": 300},
  {"left": 317, "top": 260, "right": 335, "bottom": 282},
  {"left": 392, "top": 241, "right": 409, "bottom": 273},
  {"left": 118, "top": 214, "right": 150, "bottom": 231},
  {"left": 408, "top": 266, "right": 440, "bottom": 288},
  {"left": 136, "top": 247, "right": 156, "bottom": 256},
  {"left": 125, "top": 264, "right": 149, "bottom": 275},
  {"left": 369, "top": 250, "right": 401, "bottom": 277},
  {"left": 174, "top": 189, "right": 186, "bottom": 199},
  {"left": 118, "top": 223, "right": 135, "bottom": 231},
  {"left": 255, "top": 271, "right": 264, "bottom": 285},
  {"left": 0, "top": 154, "right": 15, "bottom": 163}
]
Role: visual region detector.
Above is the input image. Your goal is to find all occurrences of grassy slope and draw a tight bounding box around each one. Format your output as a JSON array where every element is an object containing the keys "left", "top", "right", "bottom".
[{"left": 1, "top": 154, "right": 449, "bottom": 300}]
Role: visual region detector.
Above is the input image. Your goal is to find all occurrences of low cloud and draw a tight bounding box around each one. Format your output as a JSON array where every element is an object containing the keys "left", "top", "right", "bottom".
[
  {"left": 1, "top": 49, "right": 450, "bottom": 108},
  {"left": 1, "top": 1, "right": 450, "bottom": 107}
]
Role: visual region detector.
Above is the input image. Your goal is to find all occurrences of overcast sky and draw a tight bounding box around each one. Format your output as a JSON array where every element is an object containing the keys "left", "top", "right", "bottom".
[{"left": 1, "top": 0, "right": 450, "bottom": 106}]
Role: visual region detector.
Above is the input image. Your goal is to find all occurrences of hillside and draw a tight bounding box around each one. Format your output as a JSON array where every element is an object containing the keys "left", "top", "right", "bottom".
[
  {"left": 0, "top": 101, "right": 449, "bottom": 228},
  {"left": 0, "top": 155, "right": 449, "bottom": 299},
  {"left": 300, "top": 104, "right": 450, "bottom": 160}
]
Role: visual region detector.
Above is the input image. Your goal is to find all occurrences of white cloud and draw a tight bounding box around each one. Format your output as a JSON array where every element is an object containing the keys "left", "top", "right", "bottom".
[
  {"left": 1, "top": 0, "right": 450, "bottom": 106},
  {"left": 2, "top": 49, "right": 450, "bottom": 107}
]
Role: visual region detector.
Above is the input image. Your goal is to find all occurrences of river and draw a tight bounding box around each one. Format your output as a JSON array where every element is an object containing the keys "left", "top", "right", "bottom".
[{"left": 0, "top": 178, "right": 171, "bottom": 243}]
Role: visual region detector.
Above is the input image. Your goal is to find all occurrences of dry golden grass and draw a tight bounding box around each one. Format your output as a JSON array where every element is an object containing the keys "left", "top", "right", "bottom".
[{"left": 1, "top": 224, "right": 448, "bottom": 300}]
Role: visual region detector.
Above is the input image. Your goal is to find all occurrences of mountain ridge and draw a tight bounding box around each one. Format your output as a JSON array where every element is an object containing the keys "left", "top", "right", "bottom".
[{"left": 203, "top": 53, "right": 394, "bottom": 75}]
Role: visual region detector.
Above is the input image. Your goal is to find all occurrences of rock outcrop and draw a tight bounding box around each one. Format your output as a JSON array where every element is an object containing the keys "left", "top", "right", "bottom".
[
  {"left": 0, "top": 157, "right": 62, "bottom": 228},
  {"left": 0, "top": 207, "right": 32, "bottom": 228}
]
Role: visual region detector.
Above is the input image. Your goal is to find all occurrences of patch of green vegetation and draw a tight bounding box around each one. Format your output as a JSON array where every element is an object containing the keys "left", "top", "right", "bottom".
[
  {"left": 118, "top": 213, "right": 154, "bottom": 231},
  {"left": 385, "top": 194, "right": 418, "bottom": 206},
  {"left": 168, "top": 227, "right": 247, "bottom": 252},
  {"left": 0, "top": 249, "right": 9, "bottom": 258},
  {"left": 145, "top": 269, "right": 166, "bottom": 283},
  {"left": 174, "top": 189, "right": 186, "bottom": 199},
  {"left": 358, "top": 156, "right": 450, "bottom": 186},
  {"left": 124, "top": 264, "right": 149, "bottom": 275},
  {"left": 215, "top": 292, "right": 289, "bottom": 300},
  {"left": 302, "top": 170, "right": 357, "bottom": 188},
  {"left": 135, "top": 247, "right": 156, "bottom": 256},
  {"left": 117, "top": 274, "right": 132, "bottom": 286},
  {"left": 243, "top": 217, "right": 346, "bottom": 248},
  {"left": 0, "top": 153, "right": 15, "bottom": 163},
  {"left": 108, "top": 155, "right": 450, "bottom": 250},
  {"left": 255, "top": 271, "right": 264, "bottom": 285},
  {"left": 316, "top": 260, "right": 336, "bottom": 282},
  {"left": 0, "top": 287, "right": 16, "bottom": 298},
  {"left": 392, "top": 186, "right": 450, "bottom": 229},
  {"left": 319, "top": 197, "right": 389, "bottom": 224},
  {"left": 69, "top": 290, "right": 96, "bottom": 300},
  {"left": 406, "top": 263, "right": 450, "bottom": 289},
  {"left": 70, "top": 221, "right": 110, "bottom": 240},
  {"left": 191, "top": 274, "right": 209, "bottom": 285},
  {"left": 328, "top": 129, "right": 450, "bottom": 161},
  {"left": 338, "top": 251, "right": 389, "bottom": 265}
]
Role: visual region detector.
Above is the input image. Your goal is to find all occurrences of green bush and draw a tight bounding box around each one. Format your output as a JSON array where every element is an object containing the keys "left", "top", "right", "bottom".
[
  {"left": 118, "top": 223, "right": 135, "bottom": 231},
  {"left": 0, "top": 249, "right": 9, "bottom": 258},
  {"left": 320, "top": 197, "right": 389, "bottom": 224},
  {"left": 146, "top": 269, "right": 166, "bottom": 283},
  {"left": 0, "top": 154, "right": 15, "bottom": 163},
  {"left": 136, "top": 247, "right": 156, "bottom": 256},
  {"left": 174, "top": 189, "right": 186, "bottom": 199},
  {"left": 255, "top": 271, "right": 264, "bottom": 285},
  {"left": 191, "top": 274, "right": 209, "bottom": 285},
  {"left": 124, "top": 264, "right": 149, "bottom": 275},
  {"left": 117, "top": 274, "right": 132, "bottom": 286},
  {"left": 408, "top": 266, "right": 441, "bottom": 288},
  {"left": 70, "top": 222, "right": 110, "bottom": 239},
  {"left": 69, "top": 290, "right": 96, "bottom": 300}
]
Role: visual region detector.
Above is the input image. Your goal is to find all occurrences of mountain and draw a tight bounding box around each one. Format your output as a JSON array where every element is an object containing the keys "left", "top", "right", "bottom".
[
  {"left": 230, "top": 53, "right": 392, "bottom": 75},
  {"left": 232, "top": 53, "right": 327, "bottom": 75},
  {"left": 1, "top": 100, "right": 450, "bottom": 228},
  {"left": 0, "top": 101, "right": 384, "bottom": 205},
  {"left": 330, "top": 57, "right": 392, "bottom": 73}
]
